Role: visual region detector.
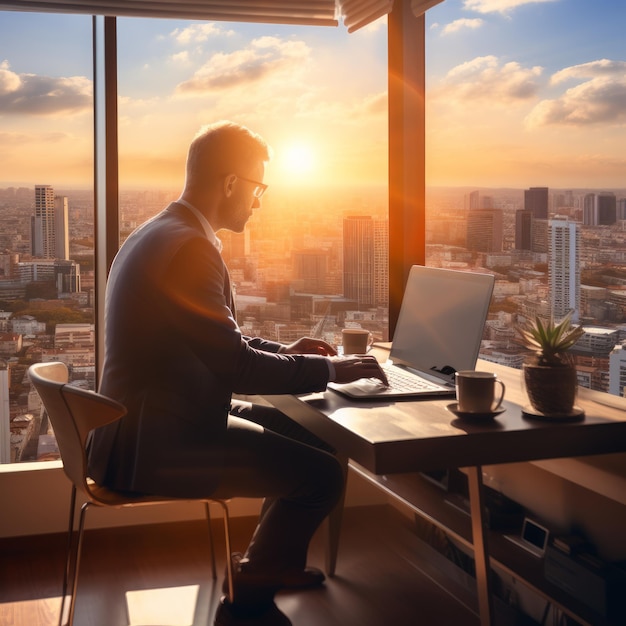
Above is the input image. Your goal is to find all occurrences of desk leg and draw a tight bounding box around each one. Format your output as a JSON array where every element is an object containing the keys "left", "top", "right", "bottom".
[
  {"left": 324, "top": 454, "right": 348, "bottom": 576},
  {"left": 466, "top": 465, "right": 495, "bottom": 626}
]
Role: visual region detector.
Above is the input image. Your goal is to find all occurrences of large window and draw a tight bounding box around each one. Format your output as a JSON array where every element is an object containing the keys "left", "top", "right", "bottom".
[
  {"left": 0, "top": 12, "right": 94, "bottom": 463},
  {"left": 425, "top": 0, "right": 626, "bottom": 392},
  {"left": 116, "top": 18, "right": 390, "bottom": 348}
]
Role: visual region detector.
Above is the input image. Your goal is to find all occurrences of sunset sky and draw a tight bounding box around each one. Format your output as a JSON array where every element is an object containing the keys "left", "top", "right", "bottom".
[{"left": 0, "top": 0, "right": 624, "bottom": 191}]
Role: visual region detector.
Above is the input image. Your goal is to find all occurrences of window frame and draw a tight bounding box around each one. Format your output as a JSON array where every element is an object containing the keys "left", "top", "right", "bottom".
[{"left": 92, "top": 5, "right": 427, "bottom": 374}]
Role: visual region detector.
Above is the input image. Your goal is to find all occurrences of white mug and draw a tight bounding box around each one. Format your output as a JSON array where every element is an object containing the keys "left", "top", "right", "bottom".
[
  {"left": 455, "top": 370, "right": 505, "bottom": 414},
  {"left": 341, "top": 328, "right": 373, "bottom": 355}
]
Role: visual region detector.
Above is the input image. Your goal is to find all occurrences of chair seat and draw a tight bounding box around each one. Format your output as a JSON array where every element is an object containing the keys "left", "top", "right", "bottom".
[{"left": 87, "top": 477, "right": 228, "bottom": 508}]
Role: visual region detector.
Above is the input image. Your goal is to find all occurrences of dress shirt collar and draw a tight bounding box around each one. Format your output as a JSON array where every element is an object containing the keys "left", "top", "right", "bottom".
[{"left": 176, "top": 198, "right": 222, "bottom": 252}]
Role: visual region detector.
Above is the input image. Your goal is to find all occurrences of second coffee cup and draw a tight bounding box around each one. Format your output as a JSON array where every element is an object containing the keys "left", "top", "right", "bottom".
[{"left": 341, "top": 328, "right": 372, "bottom": 355}]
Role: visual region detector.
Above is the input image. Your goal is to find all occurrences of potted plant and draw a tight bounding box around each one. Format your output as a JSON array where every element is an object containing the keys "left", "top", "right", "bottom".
[{"left": 518, "top": 311, "right": 585, "bottom": 417}]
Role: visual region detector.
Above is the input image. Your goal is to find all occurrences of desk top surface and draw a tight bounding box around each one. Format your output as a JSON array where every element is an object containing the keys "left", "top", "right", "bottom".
[{"left": 264, "top": 354, "right": 626, "bottom": 474}]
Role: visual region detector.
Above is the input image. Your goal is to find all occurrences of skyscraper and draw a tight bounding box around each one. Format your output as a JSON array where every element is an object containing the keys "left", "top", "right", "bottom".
[
  {"left": 54, "top": 195, "right": 70, "bottom": 259},
  {"left": 468, "top": 190, "right": 480, "bottom": 210},
  {"left": 466, "top": 209, "right": 503, "bottom": 252},
  {"left": 515, "top": 209, "right": 533, "bottom": 250},
  {"left": 583, "top": 192, "right": 617, "bottom": 226},
  {"left": 31, "top": 185, "right": 69, "bottom": 260},
  {"left": 531, "top": 219, "right": 549, "bottom": 253},
  {"left": 597, "top": 192, "right": 617, "bottom": 226},
  {"left": 343, "top": 216, "right": 388, "bottom": 308},
  {"left": 609, "top": 343, "right": 626, "bottom": 397},
  {"left": 0, "top": 360, "right": 9, "bottom": 464},
  {"left": 549, "top": 218, "right": 580, "bottom": 322},
  {"left": 524, "top": 187, "right": 548, "bottom": 219},
  {"left": 583, "top": 193, "right": 596, "bottom": 225}
]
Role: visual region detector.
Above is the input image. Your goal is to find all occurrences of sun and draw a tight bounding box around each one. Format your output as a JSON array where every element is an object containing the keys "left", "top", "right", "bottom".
[{"left": 279, "top": 142, "right": 316, "bottom": 177}]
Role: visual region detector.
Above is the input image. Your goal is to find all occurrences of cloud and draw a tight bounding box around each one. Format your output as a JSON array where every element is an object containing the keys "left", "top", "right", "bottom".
[
  {"left": 0, "top": 60, "right": 91, "bottom": 116},
  {"left": 526, "top": 59, "right": 626, "bottom": 127},
  {"left": 170, "top": 22, "right": 235, "bottom": 45},
  {"left": 463, "top": 0, "right": 557, "bottom": 14},
  {"left": 550, "top": 59, "right": 626, "bottom": 85},
  {"left": 170, "top": 51, "right": 190, "bottom": 65},
  {"left": 433, "top": 55, "right": 543, "bottom": 104},
  {"left": 174, "top": 36, "right": 311, "bottom": 95},
  {"left": 442, "top": 18, "right": 485, "bottom": 35}
]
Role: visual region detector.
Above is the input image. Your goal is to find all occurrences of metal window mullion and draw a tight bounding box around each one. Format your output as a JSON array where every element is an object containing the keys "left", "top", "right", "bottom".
[{"left": 93, "top": 15, "right": 119, "bottom": 386}]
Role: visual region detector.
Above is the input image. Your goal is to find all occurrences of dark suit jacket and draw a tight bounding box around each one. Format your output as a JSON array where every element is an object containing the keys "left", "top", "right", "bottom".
[{"left": 87, "top": 202, "right": 330, "bottom": 496}]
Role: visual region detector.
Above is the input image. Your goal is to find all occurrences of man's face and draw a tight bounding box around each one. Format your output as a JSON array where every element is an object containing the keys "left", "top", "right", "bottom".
[{"left": 219, "top": 160, "right": 265, "bottom": 233}]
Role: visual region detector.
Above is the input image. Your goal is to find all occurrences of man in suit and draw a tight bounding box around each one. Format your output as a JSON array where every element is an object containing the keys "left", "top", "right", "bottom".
[{"left": 88, "top": 121, "right": 387, "bottom": 625}]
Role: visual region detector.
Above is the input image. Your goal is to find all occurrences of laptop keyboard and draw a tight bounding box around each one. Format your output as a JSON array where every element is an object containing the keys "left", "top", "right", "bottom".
[{"left": 380, "top": 363, "right": 446, "bottom": 393}]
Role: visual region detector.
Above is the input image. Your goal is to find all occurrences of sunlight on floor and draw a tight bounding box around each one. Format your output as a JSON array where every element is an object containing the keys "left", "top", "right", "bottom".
[
  {"left": 0, "top": 597, "right": 61, "bottom": 626},
  {"left": 126, "top": 585, "right": 199, "bottom": 626}
]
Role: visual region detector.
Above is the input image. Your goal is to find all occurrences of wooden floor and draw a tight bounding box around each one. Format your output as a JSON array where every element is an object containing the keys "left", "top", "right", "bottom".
[{"left": 0, "top": 504, "right": 480, "bottom": 626}]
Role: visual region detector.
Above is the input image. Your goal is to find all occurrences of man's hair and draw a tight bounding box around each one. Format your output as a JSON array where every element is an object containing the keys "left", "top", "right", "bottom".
[{"left": 185, "top": 120, "right": 271, "bottom": 190}]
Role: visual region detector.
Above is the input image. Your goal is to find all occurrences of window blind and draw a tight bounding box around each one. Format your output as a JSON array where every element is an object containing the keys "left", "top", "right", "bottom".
[
  {"left": 0, "top": 0, "right": 446, "bottom": 31},
  {"left": 0, "top": 0, "right": 339, "bottom": 26},
  {"left": 338, "top": 0, "right": 445, "bottom": 33},
  {"left": 338, "top": 0, "right": 394, "bottom": 33}
]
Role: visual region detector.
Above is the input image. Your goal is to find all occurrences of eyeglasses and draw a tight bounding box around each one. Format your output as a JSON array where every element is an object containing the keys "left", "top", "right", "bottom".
[{"left": 236, "top": 175, "right": 268, "bottom": 199}]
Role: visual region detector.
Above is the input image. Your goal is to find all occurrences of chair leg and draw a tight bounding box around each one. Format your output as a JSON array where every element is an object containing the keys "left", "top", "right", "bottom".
[
  {"left": 59, "top": 486, "right": 77, "bottom": 626},
  {"left": 218, "top": 502, "right": 234, "bottom": 603},
  {"left": 204, "top": 502, "right": 217, "bottom": 579},
  {"left": 67, "top": 501, "right": 91, "bottom": 626}
]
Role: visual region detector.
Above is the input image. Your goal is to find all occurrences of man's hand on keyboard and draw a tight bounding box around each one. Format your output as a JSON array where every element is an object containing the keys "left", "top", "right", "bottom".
[{"left": 330, "top": 355, "right": 389, "bottom": 387}]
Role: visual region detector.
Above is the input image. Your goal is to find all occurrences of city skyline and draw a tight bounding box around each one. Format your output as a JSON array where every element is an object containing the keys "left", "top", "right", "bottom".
[
  {"left": 1, "top": 0, "right": 625, "bottom": 190},
  {"left": 5, "top": 181, "right": 626, "bottom": 463}
]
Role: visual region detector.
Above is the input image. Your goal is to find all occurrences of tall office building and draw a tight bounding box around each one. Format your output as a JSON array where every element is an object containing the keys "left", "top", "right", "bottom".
[
  {"left": 524, "top": 187, "right": 549, "bottom": 219},
  {"left": 618, "top": 198, "right": 626, "bottom": 221},
  {"left": 481, "top": 195, "right": 494, "bottom": 209},
  {"left": 549, "top": 218, "right": 580, "bottom": 322},
  {"left": 582, "top": 193, "right": 595, "bottom": 225},
  {"left": 531, "top": 218, "right": 549, "bottom": 253},
  {"left": 466, "top": 209, "right": 503, "bottom": 252},
  {"left": 54, "top": 259, "right": 81, "bottom": 294},
  {"left": 583, "top": 192, "right": 617, "bottom": 226},
  {"left": 515, "top": 209, "right": 533, "bottom": 250},
  {"left": 0, "top": 360, "right": 9, "bottom": 464},
  {"left": 293, "top": 250, "right": 330, "bottom": 294},
  {"left": 609, "top": 343, "right": 626, "bottom": 397},
  {"left": 468, "top": 190, "right": 480, "bottom": 210},
  {"left": 343, "top": 216, "right": 388, "bottom": 308},
  {"left": 373, "top": 219, "right": 389, "bottom": 307},
  {"left": 597, "top": 192, "right": 617, "bottom": 226},
  {"left": 31, "top": 185, "right": 69, "bottom": 260}
]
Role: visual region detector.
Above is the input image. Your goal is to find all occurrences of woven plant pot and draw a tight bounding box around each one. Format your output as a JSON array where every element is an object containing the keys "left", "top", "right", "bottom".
[{"left": 523, "top": 362, "right": 577, "bottom": 417}]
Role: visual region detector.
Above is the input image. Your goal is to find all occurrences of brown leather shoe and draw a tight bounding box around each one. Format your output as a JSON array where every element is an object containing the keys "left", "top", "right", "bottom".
[
  {"left": 214, "top": 596, "right": 292, "bottom": 626},
  {"left": 224, "top": 552, "right": 325, "bottom": 594}
]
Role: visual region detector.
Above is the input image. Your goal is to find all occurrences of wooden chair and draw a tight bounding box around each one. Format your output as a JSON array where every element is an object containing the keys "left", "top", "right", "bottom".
[{"left": 28, "top": 361, "right": 234, "bottom": 626}]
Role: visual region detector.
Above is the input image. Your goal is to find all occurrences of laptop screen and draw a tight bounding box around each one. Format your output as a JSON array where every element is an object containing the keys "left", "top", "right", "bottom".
[{"left": 389, "top": 266, "right": 495, "bottom": 380}]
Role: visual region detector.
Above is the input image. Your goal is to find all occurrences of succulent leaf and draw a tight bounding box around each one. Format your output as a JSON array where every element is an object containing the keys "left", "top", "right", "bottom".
[{"left": 517, "top": 311, "right": 584, "bottom": 366}]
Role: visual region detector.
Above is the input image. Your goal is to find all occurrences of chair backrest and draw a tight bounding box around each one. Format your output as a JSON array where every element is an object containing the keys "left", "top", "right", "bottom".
[{"left": 28, "top": 362, "right": 127, "bottom": 495}]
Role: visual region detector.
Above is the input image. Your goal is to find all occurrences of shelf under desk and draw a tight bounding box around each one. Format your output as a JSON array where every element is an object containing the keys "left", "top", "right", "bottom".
[{"left": 348, "top": 463, "right": 621, "bottom": 626}]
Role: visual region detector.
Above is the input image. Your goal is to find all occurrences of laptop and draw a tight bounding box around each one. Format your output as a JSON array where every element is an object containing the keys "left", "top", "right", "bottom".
[{"left": 328, "top": 266, "right": 495, "bottom": 400}]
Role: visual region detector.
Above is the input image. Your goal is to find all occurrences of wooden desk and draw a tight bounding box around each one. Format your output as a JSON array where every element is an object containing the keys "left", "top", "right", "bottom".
[{"left": 264, "top": 356, "right": 626, "bottom": 626}]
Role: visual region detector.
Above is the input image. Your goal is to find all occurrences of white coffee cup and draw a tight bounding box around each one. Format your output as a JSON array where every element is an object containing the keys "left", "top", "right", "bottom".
[
  {"left": 341, "top": 328, "right": 373, "bottom": 355},
  {"left": 455, "top": 370, "right": 505, "bottom": 414}
]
